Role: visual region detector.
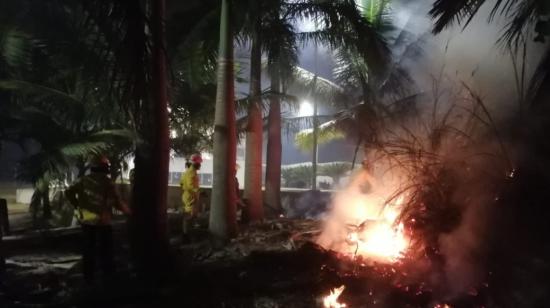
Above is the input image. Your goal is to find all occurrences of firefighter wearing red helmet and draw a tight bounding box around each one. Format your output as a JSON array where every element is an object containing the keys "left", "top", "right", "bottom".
[
  {"left": 180, "top": 154, "right": 202, "bottom": 237},
  {"left": 65, "top": 155, "right": 131, "bottom": 283}
]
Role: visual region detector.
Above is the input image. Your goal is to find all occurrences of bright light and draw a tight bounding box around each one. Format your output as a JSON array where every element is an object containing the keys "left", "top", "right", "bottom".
[
  {"left": 170, "top": 129, "right": 178, "bottom": 138},
  {"left": 299, "top": 101, "right": 314, "bottom": 117},
  {"left": 323, "top": 285, "right": 347, "bottom": 308}
]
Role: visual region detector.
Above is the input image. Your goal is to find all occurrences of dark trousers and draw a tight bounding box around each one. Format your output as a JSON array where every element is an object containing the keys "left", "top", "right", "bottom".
[{"left": 81, "top": 224, "right": 114, "bottom": 283}]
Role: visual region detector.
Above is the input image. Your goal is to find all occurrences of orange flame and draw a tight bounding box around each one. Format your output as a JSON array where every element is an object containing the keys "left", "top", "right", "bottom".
[
  {"left": 317, "top": 170, "right": 410, "bottom": 263},
  {"left": 346, "top": 200, "right": 409, "bottom": 262},
  {"left": 323, "top": 285, "right": 347, "bottom": 308}
]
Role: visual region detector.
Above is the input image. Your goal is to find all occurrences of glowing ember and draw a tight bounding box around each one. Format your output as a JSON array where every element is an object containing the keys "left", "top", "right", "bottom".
[{"left": 323, "top": 285, "right": 347, "bottom": 308}]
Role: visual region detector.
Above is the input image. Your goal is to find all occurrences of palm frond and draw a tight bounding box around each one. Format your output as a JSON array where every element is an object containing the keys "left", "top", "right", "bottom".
[
  {"left": 430, "top": 0, "right": 547, "bottom": 46},
  {"left": 0, "top": 27, "right": 34, "bottom": 68},
  {"left": 0, "top": 80, "right": 81, "bottom": 104},
  {"left": 59, "top": 141, "right": 110, "bottom": 158},
  {"left": 289, "top": 0, "right": 391, "bottom": 74},
  {"left": 290, "top": 66, "right": 347, "bottom": 106},
  {"left": 528, "top": 45, "right": 550, "bottom": 106},
  {"left": 429, "top": 0, "right": 486, "bottom": 34},
  {"left": 294, "top": 120, "right": 345, "bottom": 151}
]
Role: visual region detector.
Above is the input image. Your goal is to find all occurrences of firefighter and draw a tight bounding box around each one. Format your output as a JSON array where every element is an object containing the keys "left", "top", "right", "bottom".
[
  {"left": 180, "top": 154, "right": 202, "bottom": 236},
  {"left": 65, "top": 156, "right": 131, "bottom": 283}
]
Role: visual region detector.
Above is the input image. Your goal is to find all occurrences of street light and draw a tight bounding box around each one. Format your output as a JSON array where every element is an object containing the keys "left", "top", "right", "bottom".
[{"left": 299, "top": 100, "right": 314, "bottom": 117}]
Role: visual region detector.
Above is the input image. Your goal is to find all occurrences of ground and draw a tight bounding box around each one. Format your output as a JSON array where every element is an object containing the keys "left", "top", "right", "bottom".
[
  {"left": 0, "top": 184, "right": 482, "bottom": 307},
  {"left": 1, "top": 215, "right": 487, "bottom": 308}
]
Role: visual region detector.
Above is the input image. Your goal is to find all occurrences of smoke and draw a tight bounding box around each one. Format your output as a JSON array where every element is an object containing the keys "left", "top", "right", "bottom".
[
  {"left": 317, "top": 165, "right": 411, "bottom": 263},
  {"left": 393, "top": 0, "right": 546, "bottom": 115},
  {"left": 311, "top": 0, "right": 550, "bottom": 303}
]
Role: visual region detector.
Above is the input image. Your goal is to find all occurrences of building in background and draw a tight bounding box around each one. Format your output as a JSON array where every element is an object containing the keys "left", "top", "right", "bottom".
[{"left": 165, "top": 144, "right": 246, "bottom": 188}]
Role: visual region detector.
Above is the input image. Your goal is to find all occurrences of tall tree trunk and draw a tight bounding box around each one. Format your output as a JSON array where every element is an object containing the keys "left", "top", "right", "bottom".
[
  {"left": 150, "top": 0, "right": 169, "bottom": 245},
  {"left": 130, "top": 0, "right": 169, "bottom": 279},
  {"left": 209, "top": 0, "right": 238, "bottom": 239},
  {"left": 265, "top": 67, "right": 282, "bottom": 214},
  {"left": 243, "top": 16, "right": 264, "bottom": 222}
]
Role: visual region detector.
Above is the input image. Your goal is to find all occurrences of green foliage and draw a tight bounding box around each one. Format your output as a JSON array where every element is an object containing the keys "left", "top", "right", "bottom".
[
  {"left": 318, "top": 162, "right": 351, "bottom": 183},
  {"left": 281, "top": 165, "right": 313, "bottom": 188},
  {"left": 360, "top": 0, "right": 391, "bottom": 24}
]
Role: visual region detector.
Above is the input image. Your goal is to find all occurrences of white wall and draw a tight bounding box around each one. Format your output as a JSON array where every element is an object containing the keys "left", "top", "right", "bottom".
[{"left": 167, "top": 148, "right": 246, "bottom": 188}]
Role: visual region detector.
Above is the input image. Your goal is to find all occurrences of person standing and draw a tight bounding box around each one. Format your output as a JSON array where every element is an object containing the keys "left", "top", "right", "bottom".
[
  {"left": 180, "top": 154, "right": 202, "bottom": 236},
  {"left": 65, "top": 156, "right": 131, "bottom": 283}
]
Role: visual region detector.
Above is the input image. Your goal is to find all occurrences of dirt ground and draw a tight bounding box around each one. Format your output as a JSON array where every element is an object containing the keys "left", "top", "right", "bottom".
[{"left": 1, "top": 219, "right": 486, "bottom": 308}]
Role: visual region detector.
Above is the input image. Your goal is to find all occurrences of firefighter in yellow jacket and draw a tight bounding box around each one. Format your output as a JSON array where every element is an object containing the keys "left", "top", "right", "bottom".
[
  {"left": 65, "top": 156, "right": 131, "bottom": 283},
  {"left": 180, "top": 154, "right": 202, "bottom": 235}
]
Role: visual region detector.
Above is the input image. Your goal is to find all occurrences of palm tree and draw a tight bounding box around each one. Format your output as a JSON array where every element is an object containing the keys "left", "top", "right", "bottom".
[
  {"left": 242, "top": 0, "right": 264, "bottom": 223},
  {"left": 0, "top": 2, "right": 136, "bottom": 225},
  {"left": 294, "top": 0, "right": 420, "bottom": 169},
  {"left": 148, "top": 0, "right": 169, "bottom": 259},
  {"left": 209, "top": 0, "right": 238, "bottom": 239},
  {"left": 239, "top": 0, "right": 392, "bottom": 215},
  {"left": 263, "top": 1, "right": 300, "bottom": 214},
  {"left": 287, "top": 68, "right": 348, "bottom": 187}
]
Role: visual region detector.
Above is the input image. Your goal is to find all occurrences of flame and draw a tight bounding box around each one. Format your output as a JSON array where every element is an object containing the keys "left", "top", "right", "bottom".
[
  {"left": 323, "top": 285, "right": 347, "bottom": 308},
  {"left": 345, "top": 202, "right": 408, "bottom": 261},
  {"left": 317, "top": 170, "right": 411, "bottom": 263},
  {"left": 356, "top": 221, "right": 407, "bottom": 261}
]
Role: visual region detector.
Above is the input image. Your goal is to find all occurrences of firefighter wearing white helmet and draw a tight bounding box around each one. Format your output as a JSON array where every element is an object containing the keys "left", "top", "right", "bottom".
[{"left": 180, "top": 154, "right": 202, "bottom": 236}]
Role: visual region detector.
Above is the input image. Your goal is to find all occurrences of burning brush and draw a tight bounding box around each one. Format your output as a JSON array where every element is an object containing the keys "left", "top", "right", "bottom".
[{"left": 344, "top": 201, "right": 408, "bottom": 262}]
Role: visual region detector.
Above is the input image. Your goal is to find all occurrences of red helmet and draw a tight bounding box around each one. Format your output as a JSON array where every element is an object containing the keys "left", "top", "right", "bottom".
[
  {"left": 190, "top": 154, "right": 203, "bottom": 164},
  {"left": 90, "top": 155, "right": 110, "bottom": 173},
  {"left": 91, "top": 155, "right": 110, "bottom": 168}
]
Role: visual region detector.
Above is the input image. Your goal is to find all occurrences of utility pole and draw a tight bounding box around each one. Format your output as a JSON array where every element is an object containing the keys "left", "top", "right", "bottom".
[
  {"left": 311, "top": 81, "right": 319, "bottom": 190},
  {"left": 311, "top": 30, "right": 319, "bottom": 190}
]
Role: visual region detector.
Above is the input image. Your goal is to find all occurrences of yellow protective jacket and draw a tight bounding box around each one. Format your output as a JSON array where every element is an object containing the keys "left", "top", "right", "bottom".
[
  {"left": 180, "top": 166, "right": 199, "bottom": 214},
  {"left": 65, "top": 173, "right": 127, "bottom": 225}
]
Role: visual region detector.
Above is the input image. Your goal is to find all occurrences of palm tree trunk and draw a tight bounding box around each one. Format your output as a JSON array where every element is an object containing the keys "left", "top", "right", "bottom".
[
  {"left": 209, "top": 0, "right": 238, "bottom": 239},
  {"left": 265, "top": 67, "right": 282, "bottom": 214},
  {"left": 243, "top": 17, "right": 264, "bottom": 222},
  {"left": 130, "top": 0, "right": 169, "bottom": 279},
  {"left": 150, "top": 0, "right": 169, "bottom": 242}
]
